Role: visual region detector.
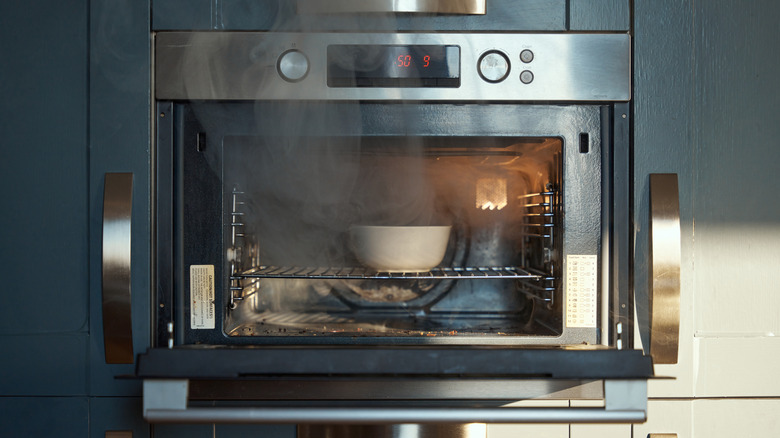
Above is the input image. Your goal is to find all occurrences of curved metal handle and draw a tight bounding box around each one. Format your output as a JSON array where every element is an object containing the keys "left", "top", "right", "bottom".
[
  {"left": 102, "top": 173, "right": 134, "bottom": 364},
  {"left": 648, "top": 174, "right": 681, "bottom": 365},
  {"left": 297, "top": 0, "right": 486, "bottom": 15}
]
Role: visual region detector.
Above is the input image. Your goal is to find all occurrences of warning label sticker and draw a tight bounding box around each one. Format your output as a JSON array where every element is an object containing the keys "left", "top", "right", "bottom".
[
  {"left": 566, "top": 255, "right": 598, "bottom": 328},
  {"left": 190, "top": 265, "right": 215, "bottom": 329}
]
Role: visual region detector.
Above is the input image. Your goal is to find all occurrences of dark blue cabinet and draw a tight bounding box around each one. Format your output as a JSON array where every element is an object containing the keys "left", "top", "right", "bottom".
[{"left": 0, "top": 0, "right": 91, "bottom": 398}]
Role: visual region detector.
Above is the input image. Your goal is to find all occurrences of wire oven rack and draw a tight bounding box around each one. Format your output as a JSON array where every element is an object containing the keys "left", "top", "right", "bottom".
[
  {"left": 233, "top": 265, "right": 541, "bottom": 280},
  {"left": 228, "top": 185, "right": 558, "bottom": 308}
]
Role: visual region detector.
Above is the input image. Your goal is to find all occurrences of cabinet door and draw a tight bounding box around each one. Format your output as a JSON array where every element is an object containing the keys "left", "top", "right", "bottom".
[
  {"left": 0, "top": 0, "right": 90, "bottom": 397},
  {"left": 688, "top": 0, "right": 780, "bottom": 399}
]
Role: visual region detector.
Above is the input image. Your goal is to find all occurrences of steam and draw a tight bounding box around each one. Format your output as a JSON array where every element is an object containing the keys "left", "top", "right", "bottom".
[{"left": 166, "top": 14, "right": 562, "bottom": 335}]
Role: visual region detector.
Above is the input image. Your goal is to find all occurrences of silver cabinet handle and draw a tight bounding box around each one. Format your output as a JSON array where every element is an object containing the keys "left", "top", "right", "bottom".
[
  {"left": 648, "top": 174, "right": 681, "bottom": 365},
  {"left": 102, "top": 173, "right": 134, "bottom": 364},
  {"left": 297, "top": 0, "right": 486, "bottom": 15}
]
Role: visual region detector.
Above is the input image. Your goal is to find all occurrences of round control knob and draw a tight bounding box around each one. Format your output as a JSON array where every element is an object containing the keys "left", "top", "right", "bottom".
[
  {"left": 478, "top": 50, "right": 510, "bottom": 83},
  {"left": 277, "top": 49, "right": 309, "bottom": 83},
  {"left": 520, "top": 49, "right": 534, "bottom": 63}
]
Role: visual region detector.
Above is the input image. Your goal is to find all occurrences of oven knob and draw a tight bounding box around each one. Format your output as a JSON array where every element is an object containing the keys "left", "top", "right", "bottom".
[
  {"left": 478, "top": 50, "right": 510, "bottom": 83},
  {"left": 277, "top": 49, "right": 309, "bottom": 83}
]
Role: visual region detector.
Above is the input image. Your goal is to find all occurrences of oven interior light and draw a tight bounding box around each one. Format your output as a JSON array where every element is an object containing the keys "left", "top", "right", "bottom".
[{"left": 476, "top": 177, "right": 508, "bottom": 210}]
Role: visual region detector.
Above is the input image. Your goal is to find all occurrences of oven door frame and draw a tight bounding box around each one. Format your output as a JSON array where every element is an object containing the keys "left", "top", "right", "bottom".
[{"left": 154, "top": 101, "right": 626, "bottom": 348}]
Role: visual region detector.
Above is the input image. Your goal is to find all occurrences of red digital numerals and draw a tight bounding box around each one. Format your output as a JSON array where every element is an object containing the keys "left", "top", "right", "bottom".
[{"left": 396, "top": 55, "right": 431, "bottom": 68}]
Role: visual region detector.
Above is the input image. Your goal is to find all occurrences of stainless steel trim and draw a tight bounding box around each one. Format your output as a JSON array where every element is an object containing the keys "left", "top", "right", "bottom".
[
  {"left": 648, "top": 174, "right": 681, "bottom": 365},
  {"left": 155, "top": 32, "right": 630, "bottom": 102},
  {"left": 298, "top": 424, "right": 487, "bottom": 438},
  {"left": 188, "top": 379, "right": 604, "bottom": 401},
  {"left": 297, "top": 0, "right": 486, "bottom": 15},
  {"left": 145, "top": 406, "right": 646, "bottom": 424},
  {"left": 647, "top": 435, "right": 678, "bottom": 438},
  {"left": 143, "top": 379, "right": 646, "bottom": 424},
  {"left": 102, "top": 173, "right": 134, "bottom": 364}
]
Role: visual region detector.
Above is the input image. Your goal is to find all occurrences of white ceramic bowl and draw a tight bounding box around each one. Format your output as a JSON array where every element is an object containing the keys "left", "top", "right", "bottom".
[{"left": 350, "top": 225, "right": 452, "bottom": 272}]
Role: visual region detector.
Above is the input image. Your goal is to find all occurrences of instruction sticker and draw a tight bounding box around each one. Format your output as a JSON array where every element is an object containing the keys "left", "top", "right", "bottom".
[
  {"left": 190, "top": 265, "right": 215, "bottom": 329},
  {"left": 566, "top": 255, "right": 597, "bottom": 328}
]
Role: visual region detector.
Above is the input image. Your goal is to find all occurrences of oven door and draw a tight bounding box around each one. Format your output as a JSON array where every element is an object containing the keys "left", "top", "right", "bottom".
[{"left": 139, "top": 100, "right": 657, "bottom": 424}]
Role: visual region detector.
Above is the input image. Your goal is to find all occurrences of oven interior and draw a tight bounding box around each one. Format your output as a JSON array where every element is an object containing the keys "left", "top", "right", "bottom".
[{"left": 223, "top": 135, "right": 562, "bottom": 338}]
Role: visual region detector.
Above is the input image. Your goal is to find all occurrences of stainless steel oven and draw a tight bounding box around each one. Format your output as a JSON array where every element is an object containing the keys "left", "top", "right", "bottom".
[{"left": 130, "top": 25, "right": 678, "bottom": 433}]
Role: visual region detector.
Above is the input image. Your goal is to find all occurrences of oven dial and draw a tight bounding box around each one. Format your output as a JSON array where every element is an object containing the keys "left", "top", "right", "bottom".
[
  {"left": 478, "top": 50, "right": 510, "bottom": 83},
  {"left": 277, "top": 49, "right": 309, "bottom": 82}
]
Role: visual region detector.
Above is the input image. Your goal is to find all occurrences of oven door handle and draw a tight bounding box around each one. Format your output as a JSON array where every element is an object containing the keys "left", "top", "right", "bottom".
[
  {"left": 102, "top": 172, "right": 135, "bottom": 364},
  {"left": 143, "top": 379, "right": 647, "bottom": 424},
  {"left": 648, "top": 173, "right": 681, "bottom": 365},
  {"left": 297, "top": 0, "right": 486, "bottom": 15}
]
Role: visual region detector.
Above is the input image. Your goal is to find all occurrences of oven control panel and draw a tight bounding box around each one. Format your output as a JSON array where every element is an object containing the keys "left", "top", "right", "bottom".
[{"left": 156, "top": 32, "right": 630, "bottom": 101}]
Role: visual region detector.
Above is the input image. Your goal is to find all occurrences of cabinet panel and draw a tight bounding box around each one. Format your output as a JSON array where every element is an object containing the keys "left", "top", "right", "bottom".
[
  {"left": 0, "top": 397, "right": 89, "bottom": 438},
  {"left": 0, "top": 334, "right": 88, "bottom": 396},
  {"left": 569, "top": 0, "right": 630, "bottom": 31},
  {"left": 632, "top": 399, "right": 692, "bottom": 438},
  {"left": 695, "top": 337, "right": 780, "bottom": 397},
  {"left": 693, "top": 399, "right": 780, "bottom": 437},
  {"left": 152, "top": 0, "right": 566, "bottom": 31},
  {"left": 0, "top": 0, "right": 89, "bottom": 335}
]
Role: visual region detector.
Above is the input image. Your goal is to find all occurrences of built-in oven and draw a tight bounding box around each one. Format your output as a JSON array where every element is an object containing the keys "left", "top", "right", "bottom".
[{"left": 115, "top": 23, "right": 680, "bottom": 435}]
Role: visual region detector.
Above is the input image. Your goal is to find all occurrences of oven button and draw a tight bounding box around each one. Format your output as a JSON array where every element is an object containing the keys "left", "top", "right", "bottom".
[
  {"left": 277, "top": 49, "right": 309, "bottom": 83},
  {"left": 520, "top": 49, "right": 534, "bottom": 63},
  {"left": 520, "top": 70, "right": 534, "bottom": 84},
  {"left": 478, "top": 50, "right": 510, "bottom": 83}
]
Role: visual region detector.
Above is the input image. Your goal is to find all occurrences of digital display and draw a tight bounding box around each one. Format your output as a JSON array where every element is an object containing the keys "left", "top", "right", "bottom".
[{"left": 328, "top": 45, "right": 460, "bottom": 88}]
